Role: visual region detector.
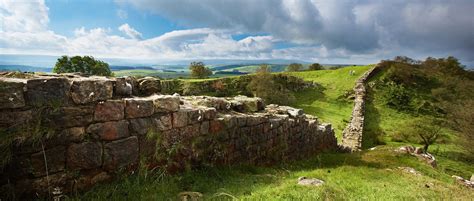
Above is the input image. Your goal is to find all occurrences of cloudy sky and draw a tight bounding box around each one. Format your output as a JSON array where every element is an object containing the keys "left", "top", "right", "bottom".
[{"left": 0, "top": 0, "right": 473, "bottom": 65}]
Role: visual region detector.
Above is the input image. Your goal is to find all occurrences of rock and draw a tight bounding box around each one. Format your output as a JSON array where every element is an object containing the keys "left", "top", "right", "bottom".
[
  {"left": 288, "top": 108, "right": 304, "bottom": 117},
  {"left": 152, "top": 95, "right": 180, "bottom": 112},
  {"left": 297, "top": 177, "right": 324, "bottom": 186},
  {"left": 154, "top": 114, "right": 173, "bottom": 131},
  {"left": 87, "top": 120, "right": 130, "bottom": 141},
  {"left": 137, "top": 77, "right": 160, "bottom": 96},
  {"left": 71, "top": 78, "right": 113, "bottom": 104},
  {"left": 67, "top": 142, "right": 102, "bottom": 170},
  {"left": 209, "top": 119, "right": 224, "bottom": 134},
  {"left": 0, "top": 110, "right": 32, "bottom": 127},
  {"left": 129, "top": 118, "right": 153, "bottom": 135},
  {"left": 471, "top": 174, "right": 474, "bottom": 182},
  {"left": 125, "top": 98, "right": 154, "bottom": 118},
  {"left": 398, "top": 167, "right": 421, "bottom": 176},
  {"left": 200, "top": 121, "right": 210, "bottom": 134},
  {"left": 53, "top": 106, "right": 94, "bottom": 127},
  {"left": 173, "top": 109, "right": 190, "bottom": 128},
  {"left": 114, "top": 77, "right": 133, "bottom": 96},
  {"left": 103, "top": 136, "right": 139, "bottom": 170},
  {"left": 177, "top": 191, "right": 203, "bottom": 201},
  {"left": 30, "top": 146, "right": 66, "bottom": 177},
  {"left": 59, "top": 127, "right": 86, "bottom": 142},
  {"left": 26, "top": 77, "right": 71, "bottom": 106},
  {"left": 232, "top": 96, "right": 265, "bottom": 112},
  {"left": 452, "top": 175, "right": 474, "bottom": 188},
  {"left": 0, "top": 78, "right": 26, "bottom": 109},
  {"left": 414, "top": 147, "right": 423, "bottom": 154},
  {"left": 94, "top": 100, "right": 125, "bottom": 121}
]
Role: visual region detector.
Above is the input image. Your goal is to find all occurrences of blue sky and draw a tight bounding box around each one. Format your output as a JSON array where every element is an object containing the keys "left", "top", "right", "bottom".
[{"left": 1, "top": 0, "right": 473, "bottom": 66}]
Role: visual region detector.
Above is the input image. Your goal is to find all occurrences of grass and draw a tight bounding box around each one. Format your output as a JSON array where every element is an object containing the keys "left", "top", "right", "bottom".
[
  {"left": 288, "top": 66, "right": 373, "bottom": 139},
  {"left": 68, "top": 66, "right": 474, "bottom": 200},
  {"left": 69, "top": 145, "right": 473, "bottom": 200}
]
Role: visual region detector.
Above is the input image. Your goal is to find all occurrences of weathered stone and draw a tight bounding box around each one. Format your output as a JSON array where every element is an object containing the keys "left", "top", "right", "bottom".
[
  {"left": 16, "top": 172, "right": 71, "bottom": 196},
  {"left": 210, "top": 119, "right": 224, "bottom": 134},
  {"left": 137, "top": 77, "right": 160, "bottom": 96},
  {"left": 200, "top": 121, "right": 210, "bottom": 134},
  {"left": 67, "top": 142, "right": 102, "bottom": 170},
  {"left": 53, "top": 106, "right": 94, "bottom": 127},
  {"left": 233, "top": 96, "right": 265, "bottom": 112},
  {"left": 30, "top": 146, "right": 66, "bottom": 177},
  {"left": 26, "top": 77, "right": 71, "bottom": 106},
  {"left": 125, "top": 98, "right": 154, "bottom": 118},
  {"left": 103, "top": 136, "right": 139, "bottom": 170},
  {"left": 0, "top": 78, "right": 26, "bottom": 109},
  {"left": 94, "top": 100, "right": 125, "bottom": 121},
  {"left": 59, "top": 127, "right": 85, "bottom": 142},
  {"left": 0, "top": 110, "right": 32, "bottom": 127},
  {"left": 129, "top": 118, "right": 153, "bottom": 135},
  {"left": 288, "top": 108, "right": 304, "bottom": 117},
  {"left": 152, "top": 95, "right": 180, "bottom": 112},
  {"left": 74, "top": 171, "right": 111, "bottom": 191},
  {"left": 154, "top": 114, "right": 173, "bottom": 131},
  {"left": 87, "top": 120, "right": 130, "bottom": 141},
  {"left": 471, "top": 174, "right": 474, "bottom": 182},
  {"left": 173, "top": 109, "right": 190, "bottom": 128},
  {"left": 114, "top": 77, "right": 133, "bottom": 97},
  {"left": 71, "top": 78, "right": 113, "bottom": 104},
  {"left": 297, "top": 177, "right": 324, "bottom": 186}
]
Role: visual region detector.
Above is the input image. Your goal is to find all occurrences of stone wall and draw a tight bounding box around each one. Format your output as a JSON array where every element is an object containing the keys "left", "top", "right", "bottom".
[
  {"left": 0, "top": 73, "right": 337, "bottom": 198},
  {"left": 341, "top": 65, "right": 382, "bottom": 151}
]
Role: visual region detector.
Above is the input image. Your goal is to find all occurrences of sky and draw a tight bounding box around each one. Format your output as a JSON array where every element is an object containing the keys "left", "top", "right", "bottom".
[{"left": 0, "top": 0, "right": 473, "bottom": 66}]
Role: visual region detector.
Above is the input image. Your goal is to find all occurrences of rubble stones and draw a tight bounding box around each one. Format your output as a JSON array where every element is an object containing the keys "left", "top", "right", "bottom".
[
  {"left": 297, "top": 177, "right": 324, "bottom": 186},
  {"left": 67, "top": 142, "right": 102, "bottom": 170},
  {"left": 125, "top": 98, "right": 154, "bottom": 118},
  {"left": 87, "top": 120, "right": 130, "bottom": 141},
  {"left": 114, "top": 77, "right": 133, "bottom": 96},
  {"left": 26, "top": 77, "right": 71, "bottom": 106},
  {"left": 137, "top": 77, "right": 160, "bottom": 96},
  {"left": 103, "top": 136, "right": 139, "bottom": 170}
]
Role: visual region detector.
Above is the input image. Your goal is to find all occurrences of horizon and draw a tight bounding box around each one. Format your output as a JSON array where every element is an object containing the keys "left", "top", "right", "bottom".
[{"left": 1, "top": 0, "right": 473, "bottom": 67}]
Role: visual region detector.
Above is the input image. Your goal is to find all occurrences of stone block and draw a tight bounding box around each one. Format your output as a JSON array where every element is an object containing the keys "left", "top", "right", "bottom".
[
  {"left": 137, "top": 77, "right": 160, "bottom": 96},
  {"left": 125, "top": 98, "right": 154, "bottom": 118},
  {"left": 71, "top": 79, "right": 113, "bottom": 104},
  {"left": 200, "top": 121, "right": 210, "bottom": 134},
  {"left": 114, "top": 77, "right": 133, "bottom": 97},
  {"left": 0, "top": 78, "right": 26, "bottom": 109},
  {"left": 30, "top": 146, "right": 66, "bottom": 177},
  {"left": 152, "top": 95, "right": 180, "bottom": 112},
  {"left": 67, "top": 142, "right": 102, "bottom": 170},
  {"left": 154, "top": 114, "right": 173, "bottom": 131},
  {"left": 0, "top": 110, "right": 32, "bottom": 127},
  {"left": 26, "top": 77, "right": 71, "bottom": 106},
  {"left": 129, "top": 118, "right": 153, "bottom": 135},
  {"left": 58, "top": 127, "right": 86, "bottom": 143},
  {"left": 87, "top": 120, "right": 130, "bottom": 141},
  {"left": 172, "top": 109, "right": 190, "bottom": 128},
  {"left": 210, "top": 119, "right": 224, "bottom": 134},
  {"left": 53, "top": 106, "right": 94, "bottom": 127},
  {"left": 103, "top": 136, "right": 139, "bottom": 170},
  {"left": 94, "top": 100, "right": 125, "bottom": 121}
]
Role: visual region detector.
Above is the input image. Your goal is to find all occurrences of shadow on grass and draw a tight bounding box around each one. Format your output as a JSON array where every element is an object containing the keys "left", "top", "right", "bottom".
[{"left": 362, "top": 87, "right": 385, "bottom": 149}]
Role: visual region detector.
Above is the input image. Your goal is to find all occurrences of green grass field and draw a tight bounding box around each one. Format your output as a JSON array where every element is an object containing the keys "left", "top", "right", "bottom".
[
  {"left": 289, "top": 65, "right": 373, "bottom": 139},
  {"left": 70, "top": 66, "right": 473, "bottom": 200}
]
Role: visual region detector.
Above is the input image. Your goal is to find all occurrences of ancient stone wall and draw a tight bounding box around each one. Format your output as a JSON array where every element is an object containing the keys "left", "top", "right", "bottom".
[
  {"left": 341, "top": 65, "right": 382, "bottom": 151},
  {"left": 0, "top": 73, "right": 337, "bottom": 198}
]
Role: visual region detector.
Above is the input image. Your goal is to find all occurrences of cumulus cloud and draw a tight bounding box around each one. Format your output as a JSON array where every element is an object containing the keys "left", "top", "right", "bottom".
[
  {"left": 116, "top": 9, "right": 127, "bottom": 19},
  {"left": 117, "top": 0, "right": 474, "bottom": 63},
  {"left": 1, "top": 0, "right": 473, "bottom": 65},
  {"left": 118, "top": 23, "right": 142, "bottom": 40}
]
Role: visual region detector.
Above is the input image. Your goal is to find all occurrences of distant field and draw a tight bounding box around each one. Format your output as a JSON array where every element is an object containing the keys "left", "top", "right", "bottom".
[{"left": 113, "top": 69, "right": 247, "bottom": 79}]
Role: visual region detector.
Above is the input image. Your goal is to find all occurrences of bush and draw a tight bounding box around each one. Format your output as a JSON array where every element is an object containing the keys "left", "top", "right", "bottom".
[
  {"left": 381, "top": 82, "right": 412, "bottom": 111},
  {"left": 53, "top": 55, "right": 112, "bottom": 76},
  {"left": 286, "top": 63, "right": 302, "bottom": 72},
  {"left": 189, "top": 61, "right": 212, "bottom": 79},
  {"left": 248, "top": 65, "right": 296, "bottom": 105}
]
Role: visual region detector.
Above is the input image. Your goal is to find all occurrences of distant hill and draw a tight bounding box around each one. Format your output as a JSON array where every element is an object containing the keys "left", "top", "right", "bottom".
[
  {"left": 110, "top": 66, "right": 155, "bottom": 71},
  {"left": 0, "top": 65, "right": 52, "bottom": 72}
]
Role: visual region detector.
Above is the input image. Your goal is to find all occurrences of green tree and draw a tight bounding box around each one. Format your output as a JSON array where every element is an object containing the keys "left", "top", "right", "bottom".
[
  {"left": 308, "top": 63, "right": 323, "bottom": 71},
  {"left": 189, "top": 61, "right": 212, "bottom": 79},
  {"left": 53, "top": 55, "right": 112, "bottom": 76},
  {"left": 406, "top": 118, "right": 444, "bottom": 153},
  {"left": 248, "top": 64, "right": 295, "bottom": 105},
  {"left": 286, "top": 63, "right": 302, "bottom": 72}
]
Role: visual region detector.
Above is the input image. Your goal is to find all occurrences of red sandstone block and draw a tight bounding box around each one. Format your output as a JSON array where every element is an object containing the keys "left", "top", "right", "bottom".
[{"left": 94, "top": 100, "right": 125, "bottom": 121}]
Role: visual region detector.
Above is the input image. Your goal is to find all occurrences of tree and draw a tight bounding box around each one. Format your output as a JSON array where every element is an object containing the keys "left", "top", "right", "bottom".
[
  {"left": 286, "top": 63, "right": 302, "bottom": 72},
  {"left": 248, "top": 64, "right": 295, "bottom": 105},
  {"left": 189, "top": 61, "right": 212, "bottom": 79},
  {"left": 308, "top": 63, "right": 323, "bottom": 71},
  {"left": 406, "top": 118, "right": 444, "bottom": 153},
  {"left": 53, "top": 55, "right": 112, "bottom": 76}
]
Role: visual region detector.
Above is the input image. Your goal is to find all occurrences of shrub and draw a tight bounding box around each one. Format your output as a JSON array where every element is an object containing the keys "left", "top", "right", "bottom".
[
  {"left": 189, "top": 61, "right": 212, "bottom": 79},
  {"left": 286, "top": 63, "right": 302, "bottom": 72},
  {"left": 381, "top": 82, "right": 412, "bottom": 111},
  {"left": 248, "top": 65, "right": 296, "bottom": 105}
]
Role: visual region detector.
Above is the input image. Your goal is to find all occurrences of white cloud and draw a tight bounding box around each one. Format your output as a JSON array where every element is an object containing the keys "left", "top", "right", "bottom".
[
  {"left": 118, "top": 23, "right": 142, "bottom": 40},
  {"left": 0, "top": 0, "right": 49, "bottom": 32},
  {"left": 116, "top": 9, "right": 127, "bottom": 19}
]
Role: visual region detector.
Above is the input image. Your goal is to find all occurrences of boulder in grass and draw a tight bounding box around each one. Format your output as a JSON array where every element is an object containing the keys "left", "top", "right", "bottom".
[{"left": 297, "top": 177, "right": 324, "bottom": 186}]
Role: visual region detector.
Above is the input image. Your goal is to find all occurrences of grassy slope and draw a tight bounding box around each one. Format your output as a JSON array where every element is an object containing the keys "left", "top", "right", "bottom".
[
  {"left": 70, "top": 67, "right": 473, "bottom": 200},
  {"left": 289, "top": 66, "right": 372, "bottom": 139}
]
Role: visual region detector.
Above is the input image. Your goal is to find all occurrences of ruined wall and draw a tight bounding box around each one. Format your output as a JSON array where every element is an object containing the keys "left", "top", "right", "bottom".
[
  {"left": 0, "top": 74, "right": 337, "bottom": 198},
  {"left": 341, "top": 65, "right": 381, "bottom": 151}
]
